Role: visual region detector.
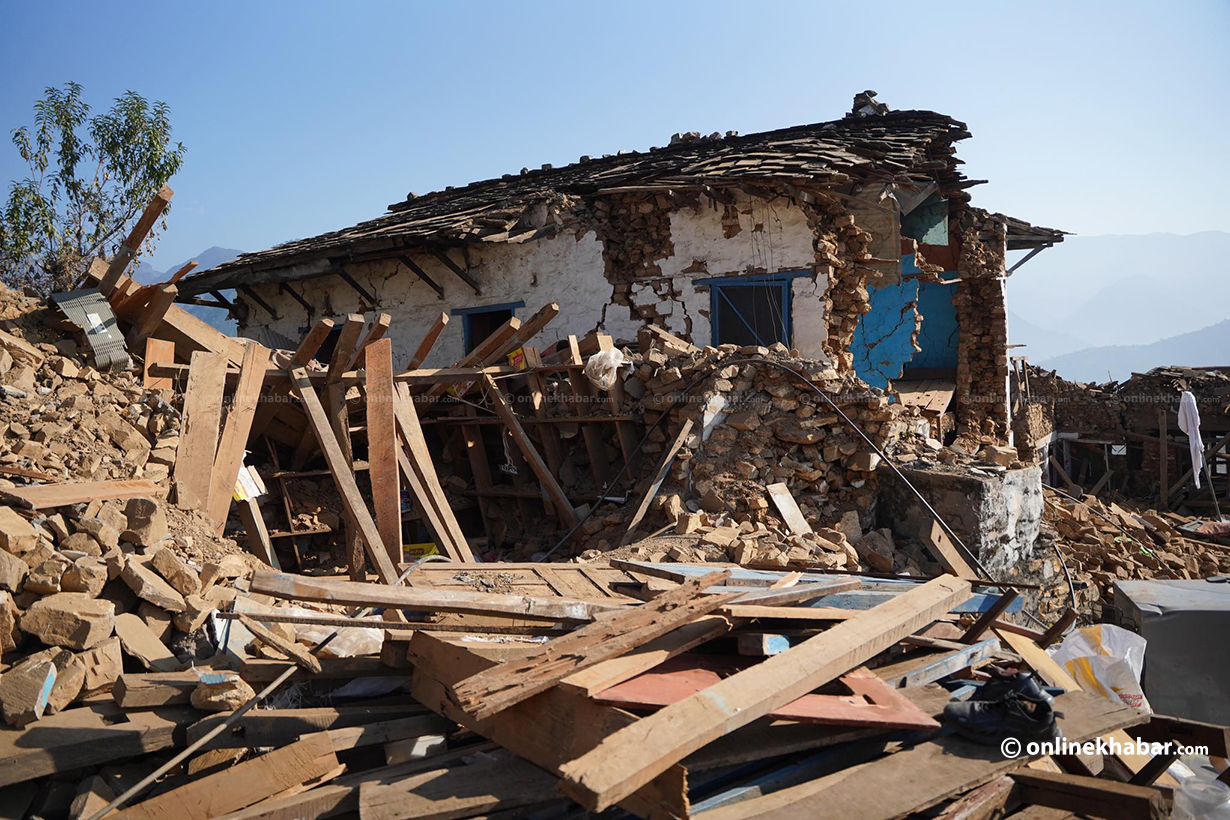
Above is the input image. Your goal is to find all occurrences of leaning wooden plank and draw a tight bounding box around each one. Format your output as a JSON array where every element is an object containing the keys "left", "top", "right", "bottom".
[
  {"left": 289, "top": 369, "right": 401, "bottom": 584},
  {"left": 358, "top": 755, "right": 559, "bottom": 820},
  {"left": 452, "top": 570, "right": 734, "bottom": 719},
  {"left": 766, "top": 482, "right": 813, "bottom": 536},
  {"left": 557, "top": 574, "right": 971, "bottom": 811},
  {"left": 409, "top": 632, "right": 689, "bottom": 820},
  {"left": 697, "top": 690, "right": 1145, "bottom": 820},
  {"left": 558, "top": 614, "right": 733, "bottom": 697},
  {"left": 171, "top": 351, "right": 228, "bottom": 511},
  {"left": 1009, "top": 770, "right": 1165, "bottom": 820},
  {"left": 2, "top": 479, "right": 161, "bottom": 511},
  {"left": 112, "top": 731, "right": 339, "bottom": 820},
  {"left": 98, "top": 184, "right": 173, "bottom": 295},
  {"left": 0, "top": 703, "right": 197, "bottom": 787},
  {"left": 143, "top": 338, "right": 176, "bottom": 391},
  {"left": 345, "top": 312, "right": 391, "bottom": 370},
  {"left": 205, "top": 343, "right": 270, "bottom": 530},
  {"left": 250, "top": 318, "right": 335, "bottom": 436},
  {"left": 617, "top": 418, "right": 694, "bottom": 547},
  {"left": 481, "top": 373, "right": 579, "bottom": 528},
  {"left": 251, "top": 571, "right": 621, "bottom": 622},
  {"left": 922, "top": 520, "right": 980, "bottom": 580},
  {"left": 407, "top": 312, "right": 448, "bottom": 369},
  {"left": 130, "top": 284, "right": 179, "bottom": 343},
  {"left": 366, "top": 338, "right": 402, "bottom": 566},
  {"left": 236, "top": 495, "right": 280, "bottom": 569},
  {"left": 423, "top": 316, "right": 521, "bottom": 399},
  {"left": 392, "top": 382, "right": 473, "bottom": 562},
  {"left": 237, "top": 614, "right": 322, "bottom": 673}
]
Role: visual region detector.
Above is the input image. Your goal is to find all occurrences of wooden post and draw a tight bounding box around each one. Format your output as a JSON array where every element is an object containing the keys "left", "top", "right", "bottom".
[
  {"left": 366, "top": 338, "right": 402, "bottom": 567},
  {"left": 1158, "top": 409, "right": 1169, "bottom": 511},
  {"left": 173, "top": 352, "right": 228, "bottom": 511},
  {"left": 206, "top": 343, "right": 271, "bottom": 531},
  {"left": 98, "top": 184, "right": 174, "bottom": 296}
]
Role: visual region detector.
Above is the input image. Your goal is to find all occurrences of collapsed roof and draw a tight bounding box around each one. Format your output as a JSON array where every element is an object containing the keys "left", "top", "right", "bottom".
[{"left": 179, "top": 108, "right": 1064, "bottom": 297}]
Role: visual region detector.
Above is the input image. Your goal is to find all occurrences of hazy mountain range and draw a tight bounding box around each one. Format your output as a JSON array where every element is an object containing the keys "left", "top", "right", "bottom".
[
  {"left": 133, "top": 246, "right": 243, "bottom": 335},
  {"left": 1006, "top": 230, "right": 1229, "bottom": 382}
]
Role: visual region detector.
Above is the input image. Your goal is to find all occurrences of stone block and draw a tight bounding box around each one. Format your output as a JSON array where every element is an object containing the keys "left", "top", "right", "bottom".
[{"left": 20, "top": 593, "right": 115, "bottom": 650}]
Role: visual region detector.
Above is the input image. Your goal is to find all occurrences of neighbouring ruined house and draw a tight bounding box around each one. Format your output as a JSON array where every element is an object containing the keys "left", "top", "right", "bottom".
[{"left": 176, "top": 93, "right": 1064, "bottom": 444}]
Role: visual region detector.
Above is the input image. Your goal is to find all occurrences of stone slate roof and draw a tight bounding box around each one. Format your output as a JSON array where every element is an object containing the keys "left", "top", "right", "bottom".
[{"left": 179, "top": 110, "right": 987, "bottom": 295}]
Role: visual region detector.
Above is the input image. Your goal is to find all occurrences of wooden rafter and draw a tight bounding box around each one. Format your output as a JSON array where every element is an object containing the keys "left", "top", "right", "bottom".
[{"left": 430, "top": 247, "right": 481, "bottom": 294}]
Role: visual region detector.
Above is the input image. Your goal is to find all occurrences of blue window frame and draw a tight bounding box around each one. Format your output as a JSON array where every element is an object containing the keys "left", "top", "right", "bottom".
[
  {"left": 452, "top": 301, "right": 525, "bottom": 353},
  {"left": 700, "top": 272, "right": 809, "bottom": 348}
]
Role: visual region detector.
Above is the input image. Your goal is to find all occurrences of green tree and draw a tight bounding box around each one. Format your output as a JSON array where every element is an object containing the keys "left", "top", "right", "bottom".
[{"left": 0, "top": 82, "right": 186, "bottom": 294}]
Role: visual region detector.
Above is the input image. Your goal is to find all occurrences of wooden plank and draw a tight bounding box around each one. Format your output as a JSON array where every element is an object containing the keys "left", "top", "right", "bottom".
[
  {"left": 873, "top": 638, "right": 999, "bottom": 688},
  {"left": 961, "top": 590, "right": 1020, "bottom": 643},
  {"left": 922, "top": 519, "right": 979, "bottom": 580},
  {"left": 557, "top": 575, "right": 972, "bottom": 811},
  {"left": 481, "top": 373, "right": 578, "bottom": 528},
  {"left": 236, "top": 495, "right": 279, "bottom": 569},
  {"left": 186, "top": 706, "right": 432, "bottom": 749},
  {"left": 366, "top": 338, "right": 402, "bottom": 566},
  {"left": 558, "top": 614, "right": 733, "bottom": 697},
  {"left": 142, "top": 338, "right": 176, "bottom": 391},
  {"left": 206, "top": 343, "right": 270, "bottom": 530},
  {"left": 697, "top": 691, "right": 1144, "bottom": 820},
  {"left": 1009, "top": 770, "right": 1165, "bottom": 820},
  {"left": 596, "top": 657, "right": 940, "bottom": 730},
  {"left": 564, "top": 335, "right": 611, "bottom": 488},
  {"left": 172, "top": 352, "right": 228, "bottom": 511},
  {"left": 288, "top": 368, "right": 401, "bottom": 584},
  {"left": 112, "top": 732, "right": 339, "bottom": 820},
  {"left": 130, "top": 284, "right": 179, "bottom": 343},
  {"left": 393, "top": 383, "right": 473, "bottom": 562},
  {"left": 935, "top": 776, "right": 1018, "bottom": 820},
  {"left": 422, "top": 316, "right": 521, "bottom": 399},
  {"left": 113, "top": 673, "right": 199, "bottom": 708},
  {"left": 98, "top": 184, "right": 173, "bottom": 295},
  {"left": 451, "top": 570, "right": 734, "bottom": 719},
  {"left": 0, "top": 703, "right": 196, "bottom": 787},
  {"left": 407, "top": 313, "right": 448, "bottom": 369},
  {"left": 2, "top": 479, "right": 161, "bottom": 511},
  {"left": 618, "top": 418, "right": 693, "bottom": 546},
  {"left": 345, "top": 312, "right": 391, "bottom": 370},
  {"left": 766, "top": 482, "right": 813, "bottom": 536},
  {"left": 409, "top": 632, "right": 689, "bottom": 820},
  {"left": 357, "top": 755, "right": 559, "bottom": 820},
  {"left": 250, "top": 318, "right": 336, "bottom": 438},
  {"left": 250, "top": 570, "right": 621, "bottom": 622}
]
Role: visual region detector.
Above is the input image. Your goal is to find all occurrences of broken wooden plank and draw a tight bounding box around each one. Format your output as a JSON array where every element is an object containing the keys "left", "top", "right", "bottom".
[
  {"left": 618, "top": 418, "right": 694, "bottom": 547},
  {"left": 237, "top": 614, "right": 322, "bottom": 673},
  {"left": 288, "top": 368, "right": 401, "bottom": 584},
  {"left": 172, "top": 352, "right": 228, "bottom": 511},
  {"left": 250, "top": 571, "right": 621, "bottom": 622},
  {"left": 407, "top": 313, "right": 448, "bottom": 369},
  {"left": 557, "top": 575, "right": 972, "bottom": 811},
  {"left": 112, "top": 731, "right": 339, "bottom": 820},
  {"left": 2, "top": 479, "right": 162, "bottom": 511},
  {"left": 366, "top": 338, "right": 402, "bottom": 566},
  {"left": 766, "top": 482, "right": 813, "bottom": 536},
  {"left": 142, "top": 338, "right": 175, "bottom": 391},
  {"left": 480, "top": 373, "right": 579, "bottom": 529},
  {"left": 205, "top": 343, "right": 270, "bottom": 530},
  {"left": 98, "top": 184, "right": 173, "bottom": 296},
  {"left": 129, "top": 284, "right": 179, "bottom": 343},
  {"left": 558, "top": 614, "right": 733, "bottom": 698},
  {"left": 393, "top": 382, "right": 473, "bottom": 562},
  {"left": 358, "top": 755, "right": 559, "bottom": 820},
  {"left": 961, "top": 590, "right": 1019, "bottom": 643},
  {"left": 697, "top": 691, "right": 1145, "bottom": 820},
  {"left": 452, "top": 570, "right": 734, "bottom": 719},
  {"left": 409, "top": 632, "right": 689, "bottom": 820}
]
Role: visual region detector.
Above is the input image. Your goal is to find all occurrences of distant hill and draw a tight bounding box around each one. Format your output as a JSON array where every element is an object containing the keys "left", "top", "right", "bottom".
[
  {"left": 1007, "top": 231, "right": 1229, "bottom": 378},
  {"left": 1038, "top": 319, "right": 1230, "bottom": 383},
  {"left": 132, "top": 247, "right": 243, "bottom": 335}
]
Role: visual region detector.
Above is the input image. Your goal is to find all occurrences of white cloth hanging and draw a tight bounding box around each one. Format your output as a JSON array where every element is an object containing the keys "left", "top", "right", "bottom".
[{"left": 1177, "top": 390, "right": 1205, "bottom": 489}]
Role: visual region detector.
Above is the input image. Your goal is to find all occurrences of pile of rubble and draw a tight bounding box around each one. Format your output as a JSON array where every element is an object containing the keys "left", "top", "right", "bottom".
[{"left": 1037, "top": 487, "right": 1230, "bottom": 621}]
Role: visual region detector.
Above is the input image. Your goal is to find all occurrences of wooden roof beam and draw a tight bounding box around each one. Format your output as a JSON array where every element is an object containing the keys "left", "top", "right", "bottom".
[
  {"left": 430, "top": 248, "right": 481, "bottom": 295},
  {"left": 329, "top": 261, "right": 378, "bottom": 309},
  {"left": 397, "top": 255, "right": 444, "bottom": 299}
]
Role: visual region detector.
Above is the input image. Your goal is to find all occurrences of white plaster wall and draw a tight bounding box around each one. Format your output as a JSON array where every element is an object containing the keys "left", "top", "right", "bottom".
[{"left": 240, "top": 196, "right": 829, "bottom": 367}]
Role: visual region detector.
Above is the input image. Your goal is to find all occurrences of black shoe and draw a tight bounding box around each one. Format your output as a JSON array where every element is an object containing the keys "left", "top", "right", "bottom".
[
  {"left": 944, "top": 691, "right": 1059, "bottom": 746},
  {"left": 973, "top": 669, "right": 1053, "bottom": 705}
]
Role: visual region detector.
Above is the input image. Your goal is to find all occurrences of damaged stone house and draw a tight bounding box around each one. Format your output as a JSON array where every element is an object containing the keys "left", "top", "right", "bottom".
[{"left": 177, "top": 94, "right": 1064, "bottom": 444}]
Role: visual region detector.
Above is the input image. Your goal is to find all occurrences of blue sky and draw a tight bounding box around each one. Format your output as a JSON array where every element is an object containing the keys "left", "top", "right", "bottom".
[{"left": 2, "top": 0, "right": 1227, "bottom": 270}]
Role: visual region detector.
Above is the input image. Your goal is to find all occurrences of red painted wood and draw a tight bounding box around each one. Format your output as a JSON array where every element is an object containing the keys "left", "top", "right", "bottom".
[{"left": 593, "top": 655, "right": 939, "bottom": 730}]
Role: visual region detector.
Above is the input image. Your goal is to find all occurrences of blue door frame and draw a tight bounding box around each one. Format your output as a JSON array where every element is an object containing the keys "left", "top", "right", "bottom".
[{"left": 701, "top": 272, "right": 809, "bottom": 347}]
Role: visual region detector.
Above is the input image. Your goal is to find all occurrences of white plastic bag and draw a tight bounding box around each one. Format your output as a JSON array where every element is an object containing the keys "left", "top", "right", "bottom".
[
  {"left": 1049, "top": 624, "right": 1151, "bottom": 712},
  {"left": 584, "top": 347, "right": 627, "bottom": 392}
]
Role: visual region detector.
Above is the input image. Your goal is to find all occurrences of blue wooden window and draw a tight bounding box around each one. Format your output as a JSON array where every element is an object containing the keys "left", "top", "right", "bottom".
[
  {"left": 701, "top": 272, "right": 808, "bottom": 348},
  {"left": 452, "top": 301, "right": 524, "bottom": 353}
]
